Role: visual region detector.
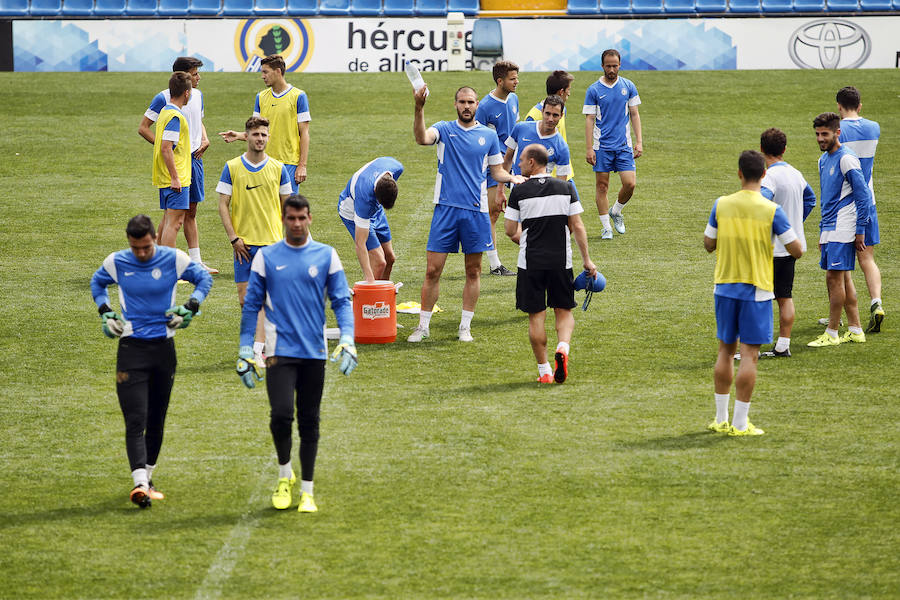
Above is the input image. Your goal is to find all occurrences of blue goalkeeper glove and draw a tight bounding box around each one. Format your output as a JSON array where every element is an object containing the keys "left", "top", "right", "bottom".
[
  {"left": 166, "top": 298, "right": 200, "bottom": 329},
  {"left": 98, "top": 304, "right": 124, "bottom": 338},
  {"left": 236, "top": 345, "right": 264, "bottom": 389},
  {"left": 330, "top": 335, "right": 358, "bottom": 375}
]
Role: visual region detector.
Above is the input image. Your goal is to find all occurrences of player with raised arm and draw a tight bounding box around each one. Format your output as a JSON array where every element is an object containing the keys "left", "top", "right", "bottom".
[
  {"left": 152, "top": 72, "right": 193, "bottom": 249},
  {"left": 758, "top": 128, "right": 816, "bottom": 358},
  {"left": 217, "top": 117, "right": 293, "bottom": 366},
  {"left": 807, "top": 112, "right": 872, "bottom": 348},
  {"left": 583, "top": 49, "right": 642, "bottom": 239},
  {"left": 475, "top": 60, "right": 520, "bottom": 276},
  {"left": 90, "top": 214, "right": 212, "bottom": 507},
  {"left": 704, "top": 151, "right": 803, "bottom": 436},
  {"left": 505, "top": 144, "right": 596, "bottom": 384},
  {"left": 219, "top": 54, "right": 310, "bottom": 192},
  {"left": 409, "top": 84, "right": 525, "bottom": 343},
  {"left": 236, "top": 195, "right": 356, "bottom": 513},
  {"left": 138, "top": 57, "right": 216, "bottom": 274},
  {"left": 338, "top": 157, "right": 402, "bottom": 283}
]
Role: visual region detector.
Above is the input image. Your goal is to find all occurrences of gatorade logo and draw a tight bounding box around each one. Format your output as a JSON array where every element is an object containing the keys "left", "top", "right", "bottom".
[{"left": 362, "top": 301, "right": 391, "bottom": 320}]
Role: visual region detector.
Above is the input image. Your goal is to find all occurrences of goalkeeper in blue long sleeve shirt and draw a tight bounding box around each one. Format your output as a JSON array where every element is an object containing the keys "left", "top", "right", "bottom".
[
  {"left": 237, "top": 195, "right": 355, "bottom": 513},
  {"left": 90, "top": 214, "right": 212, "bottom": 508}
]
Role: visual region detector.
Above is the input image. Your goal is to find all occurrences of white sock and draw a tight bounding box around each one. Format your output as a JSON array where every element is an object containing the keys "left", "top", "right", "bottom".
[
  {"left": 732, "top": 400, "right": 750, "bottom": 431},
  {"left": 132, "top": 468, "right": 149, "bottom": 488},
  {"left": 460, "top": 310, "right": 474, "bottom": 330},
  {"left": 418, "top": 310, "right": 432, "bottom": 330},
  {"left": 715, "top": 393, "right": 730, "bottom": 424},
  {"left": 556, "top": 341, "right": 570, "bottom": 355},
  {"left": 538, "top": 362, "right": 552, "bottom": 376},
  {"left": 825, "top": 328, "right": 839, "bottom": 339},
  {"left": 188, "top": 247, "right": 202, "bottom": 263},
  {"left": 610, "top": 201, "right": 625, "bottom": 216},
  {"left": 871, "top": 297, "right": 882, "bottom": 307},
  {"left": 849, "top": 325, "right": 863, "bottom": 335},
  {"left": 599, "top": 214, "right": 611, "bottom": 230},
  {"left": 775, "top": 337, "right": 790, "bottom": 352},
  {"left": 253, "top": 341, "right": 265, "bottom": 354},
  {"left": 486, "top": 249, "right": 501, "bottom": 270},
  {"left": 300, "top": 480, "right": 314, "bottom": 496},
  {"left": 278, "top": 461, "right": 292, "bottom": 479},
  {"left": 146, "top": 463, "right": 157, "bottom": 480}
]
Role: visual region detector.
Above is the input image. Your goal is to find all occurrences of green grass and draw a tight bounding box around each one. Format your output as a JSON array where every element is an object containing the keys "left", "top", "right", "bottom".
[{"left": 0, "top": 68, "right": 897, "bottom": 599}]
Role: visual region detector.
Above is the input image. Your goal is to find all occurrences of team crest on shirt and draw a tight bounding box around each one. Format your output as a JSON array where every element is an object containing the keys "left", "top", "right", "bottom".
[
  {"left": 548, "top": 148, "right": 555, "bottom": 156},
  {"left": 151, "top": 268, "right": 162, "bottom": 280},
  {"left": 478, "top": 137, "right": 486, "bottom": 146},
  {"left": 830, "top": 167, "right": 835, "bottom": 175},
  {"left": 621, "top": 88, "right": 628, "bottom": 96},
  {"left": 308, "top": 265, "right": 319, "bottom": 278}
]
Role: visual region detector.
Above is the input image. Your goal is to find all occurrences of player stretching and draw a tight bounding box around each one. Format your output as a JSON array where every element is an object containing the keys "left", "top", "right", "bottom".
[
  {"left": 582, "top": 49, "right": 642, "bottom": 239},
  {"left": 138, "top": 57, "right": 216, "bottom": 274},
  {"left": 505, "top": 145, "right": 596, "bottom": 384},
  {"left": 758, "top": 128, "right": 817, "bottom": 358},
  {"left": 152, "top": 72, "right": 193, "bottom": 249},
  {"left": 409, "top": 85, "right": 524, "bottom": 343},
  {"left": 808, "top": 112, "right": 872, "bottom": 348},
  {"left": 220, "top": 54, "right": 310, "bottom": 192},
  {"left": 704, "top": 151, "right": 802, "bottom": 436},
  {"left": 338, "top": 157, "right": 402, "bottom": 283},
  {"left": 475, "top": 60, "right": 520, "bottom": 276},
  {"left": 236, "top": 195, "right": 356, "bottom": 513},
  {"left": 91, "top": 215, "right": 212, "bottom": 507},
  {"left": 836, "top": 86, "right": 884, "bottom": 333}
]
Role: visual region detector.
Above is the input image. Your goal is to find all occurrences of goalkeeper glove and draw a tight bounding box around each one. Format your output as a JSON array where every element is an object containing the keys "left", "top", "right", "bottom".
[
  {"left": 98, "top": 304, "right": 124, "bottom": 338},
  {"left": 330, "top": 334, "right": 358, "bottom": 375},
  {"left": 236, "top": 345, "right": 264, "bottom": 389},
  {"left": 166, "top": 298, "right": 201, "bottom": 329}
]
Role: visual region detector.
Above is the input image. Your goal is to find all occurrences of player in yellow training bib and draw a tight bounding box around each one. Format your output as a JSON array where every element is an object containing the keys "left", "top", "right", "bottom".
[{"left": 152, "top": 71, "right": 193, "bottom": 248}]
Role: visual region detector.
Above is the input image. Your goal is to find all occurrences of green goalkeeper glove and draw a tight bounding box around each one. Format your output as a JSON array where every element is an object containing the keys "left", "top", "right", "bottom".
[
  {"left": 166, "top": 298, "right": 201, "bottom": 329},
  {"left": 98, "top": 304, "right": 124, "bottom": 338},
  {"left": 330, "top": 334, "right": 358, "bottom": 375},
  {"left": 236, "top": 345, "right": 264, "bottom": 389}
]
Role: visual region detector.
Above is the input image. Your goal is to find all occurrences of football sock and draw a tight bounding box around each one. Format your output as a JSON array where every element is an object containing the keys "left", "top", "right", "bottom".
[
  {"left": 775, "top": 337, "right": 790, "bottom": 352},
  {"left": 278, "top": 461, "right": 293, "bottom": 479},
  {"left": 848, "top": 326, "right": 863, "bottom": 335},
  {"left": 418, "top": 310, "right": 433, "bottom": 330},
  {"left": 538, "top": 362, "right": 552, "bottom": 377},
  {"left": 610, "top": 201, "right": 625, "bottom": 216},
  {"left": 460, "top": 310, "right": 474, "bottom": 330},
  {"left": 132, "top": 468, "right": 149, "bottom": 488},
  {"left": 871, "top": 297, "right": 882, "bottom": 308},
  {"left": 253, "top": 341, "right": 265, "bottom": 355},
  {"left": 714, "top": 393, "right": 730, "bottom": 424},
  {"left": 599, "top": 214, "right": 611, "bottom": 230},
  {"left": 825, "top": 328, "right": 839, "bottom": 339},
  {"left": 487, "top": 249, "right": 501, "bottom": 270},
  {"left": 146, "top": 463, "right": 157, "bottom": 480},
  {"left": 556, "top": 341, "right": 570, "bottom": 355},
  {"left": 300, "top": 480, "right": 314, "bottom": 496},
  {"left": 188, "top": 247, "right": 202, "bottom": 263},
  {"left": 732, "top": 400, "right": 750, "bottom": 431}
]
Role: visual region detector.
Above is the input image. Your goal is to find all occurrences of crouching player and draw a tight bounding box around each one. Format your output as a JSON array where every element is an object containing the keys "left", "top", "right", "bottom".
[
  {"left": 90, "top": 214, "right": 212, "bottom": 507},
  {"left": 236, "top": 195, "right": 357, "bottom": 513}
]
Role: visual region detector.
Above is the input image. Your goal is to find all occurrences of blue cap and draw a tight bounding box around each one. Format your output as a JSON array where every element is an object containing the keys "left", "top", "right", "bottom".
[{"left": 574, "top": 270, "right": 606, "bottom": 292}]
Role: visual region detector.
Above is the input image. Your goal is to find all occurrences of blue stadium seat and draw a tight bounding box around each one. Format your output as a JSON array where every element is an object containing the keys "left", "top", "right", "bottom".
[
  {"left": 894, "top": 0, "right": 900, "bottom": 9},
  {"left": 447, "top": 0, "right": 476, "bottom": 14},
  {"left": 188, "top": 0, "right": 219, "bottom": 12},
  {"left": 663, "top": 0, "right": 694, "bottom": 11},
  {"left": 632, "top": 0, "right": 663, "bottom": 11},
  {"left": 319, "top": 0, "right": 350, "bottom": 13},
  {"left": 93, "top": 0, "right": 125, "bottom": 14},
  {"left": 761, "top": 0, "right": 791, "bottom": 10},
  {"left": 30, "top": 0, "right": 62, "bottom": 15},
  {"left": 351, "top": 0, "right": 380, "bottom": 12},
  {"left": 62, "top": 0, "right": 94, "bottom": 14},
  {"left": 793, "top": 0, "right": 824, "bottom": 8},
  {"left": 600, "top": 0, "right": 631, "bottom": 12},
  {"left": 384, "top": 0, "right": 412, "bottom": 12},
  {"left": 222, "top": 0, "right": 251, "bottom": 14},
  {"left": 695, "top": 0, "right": 726, "bottom": 10},
  {"left": 158, "top": 0, "right": 188, "bottom": 14},
  {"left": 255, "top": 0, "right": 286, "bottom": 13},
  {"left": 826, "top": 0, "right": 858, "bottom": 8},
  {"left": 285, "top": 0, "right": 315, "bottom": 13},
  {"left": 415, "top": 0, "right": 443, "bottom": 14},
  {"left": 859, "top": 0, "right": 889, "bottom": 8},
  {"left": 125, "top": 0, "right": 157, "bottom": 14},
  {"left": 471, "top": 18, "right": 502, "bottom": 57},
  {"left": 0, "top": 0, "right": 28, "bottom": 15},
  {"left": 728, "top": 0, "right": 759, "bottom": 10},
  {"left": 568, "top": 0, "right": 598, "bottom": 12}
]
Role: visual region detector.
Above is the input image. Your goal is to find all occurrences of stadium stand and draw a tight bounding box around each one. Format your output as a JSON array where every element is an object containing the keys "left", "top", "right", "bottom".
[
  {"left": 826, "top": 0, "right": 858, "bottom": 8},
  {"left": 255, "top": 0, "right": 287, "bottom": 14},
  {"left": 318, "top": 0, "right": 350, "bottom": 12},
  {"left": 383, "top": 0, "right": 412, "bottom": 14},
  {"left": 471, "top": 17, "right": 503, "bottom": 60},
  {"left": 29, "top": 0, "right": 61, "bottom": 14},
  {"left": 695, "top": 0, "right": 727, "bottom": 10},
  {"left": 599, "top": 0, "right": 630, "bottom": 11},
  {"left": 125, "top": 0, "right": 157, "bottom": 14},
  {"left": 222, "top": 0, "right": 252, "bottom": 13},
  {"left": 761, "top": 0, "right": 792, "bottom": 11},
  {"left": 859, "top": 0, "right": 890, "bottom": 7},
  {"left": 415, "top": 0, "right": 445, "bottom": 14},
  {"left": 0, "top": 0, "right": 29, "bottom": 15},
  {"left": 93, "top": 0, "right": 125, "bottom": 15},
  {"left": 188, "top": 0, "right": 220, "bottom": 13},
  {"left": 567, "top": 0, "right": 599, "bottom": 12},
  {"left": 285, "top": 0, "right": 316, "bottom": 14},
  {"left": 793, "top": 0, "right": 825, "bottom": 8},
  {"left": 351, "top": 0, "right": 381, "bottom": 13},
  {"left": 663, "top": 0, "right": 695, "bottom": 11},
  {"left": 447, "top": 0, "right": 478, "bottom": 14},
  {"left": 632, "top": 0, "right": 664, "bottom": 11},
  {"left": 729, "top": 0, "right": 760, "bottom": 10},
  {"left": 62, "top": 0, "right": 94, "bottom": 13},
  {"left": 158, "top": 0, "right": 189, "bottom": 14}
]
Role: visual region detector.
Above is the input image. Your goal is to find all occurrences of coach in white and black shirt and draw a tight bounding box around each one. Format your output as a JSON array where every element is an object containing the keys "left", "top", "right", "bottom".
[{"left": 505, "top": 144, "right": 597, "bottom": 384}]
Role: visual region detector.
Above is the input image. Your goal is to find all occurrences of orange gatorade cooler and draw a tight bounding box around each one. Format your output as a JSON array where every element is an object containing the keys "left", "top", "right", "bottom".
[{"left": 352, "top": 280, "right": 397, "bottom": 344}]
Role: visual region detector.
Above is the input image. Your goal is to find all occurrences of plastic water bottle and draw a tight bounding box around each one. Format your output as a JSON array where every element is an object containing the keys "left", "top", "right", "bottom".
[{"left": 405, "top": 61, "right": 428, "bottom": 96}]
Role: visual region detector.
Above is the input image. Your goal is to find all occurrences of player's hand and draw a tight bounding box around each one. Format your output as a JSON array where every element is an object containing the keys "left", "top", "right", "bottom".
[
  {"left": 330, "top": 335, "right": 358, "bottom": 376},
  {"left": 166, "top": 298, "right": 200, "bottom": 329},
  {"left": 194, "top": 138, "right": 210, "bottom": 159},
  {"left": 855, "top": 233, "right": 866, "bottom": 252},
  {"left": 170, "top": 176, "right": 182, "bottom": 192},
  {"left": 633, "top": 142, "right": 643, "bottom": 159},
  {"left": 583, "top": 260, "right": 598, "bottom": 279},
  {"left": 233, "top": 238, "right": 251, "bottom": 263},
  {"left": 586, "top": 148, "right": 596, "bottom": 166},
  {"left": 509, "top": 174, "right": 526, "bottom": 185},
  {"left": 236, "top": 345, "right": 264, "bottom": 389},
  {"left": 218, "top": 130, "right": 243, "bottom": 143},
  {"left": 295, "top": 165, "right": 307, "bottom": 184},
  {"left": 495, "top": 187, "right": 508, "bottom": 211},
  {"left": 414, "top": 84, "right": 429, "bottom": 108},
  {"left": 100, "top": 309, "right": 125, "bottom": 338}
]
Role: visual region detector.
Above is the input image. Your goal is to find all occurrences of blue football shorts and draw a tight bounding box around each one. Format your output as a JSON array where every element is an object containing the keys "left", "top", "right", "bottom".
[
  {"left": 189, "top": 156, "right": 204, "bottom": 204},
  {"left": 864, "top": 204, "right": 880, "bottom": 246},
  {"left": 427, "top": 204, "right": 494, "bottom": 254},
  {"left": 593, "top": 148, "right": 635, "bottom": 173},
  {"left": 284, "top": 164, "right": 299, "bottom": 194},
  {"left": 159, "top": 186, "right": 191, "bottom": 210},
  {"left": 341, "top": 211, "right": 392, "bottom": 251},
  {"left": 820, "top": 241, "right": 856, "bottom": 271},
  {"left": 234, "top": 244, "right": 265, "bottom": 283},
  {"left": 715, "top": 295, "right": 773, "bottom": 346}
]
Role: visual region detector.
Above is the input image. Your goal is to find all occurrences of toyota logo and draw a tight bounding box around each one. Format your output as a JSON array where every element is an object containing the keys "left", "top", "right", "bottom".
[{"left": 788, "top": 19, "right": 871, "bottom": 69}]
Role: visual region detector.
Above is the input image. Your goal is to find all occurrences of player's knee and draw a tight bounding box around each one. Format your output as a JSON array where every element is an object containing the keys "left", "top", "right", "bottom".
[
  {"left": 383, "top": 250, "right": 395, "bottom": 267},
  {"left": 298, "top": 421, "right": 320, "bottom": 442},
  {"left": 621, "top": 180, "right": 636, "bottom": 193},
  {"left": 269, "top": 413, "right": 293, "bottom": 436}
]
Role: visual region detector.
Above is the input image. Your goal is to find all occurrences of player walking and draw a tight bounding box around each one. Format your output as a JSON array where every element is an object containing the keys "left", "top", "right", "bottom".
[
  {"left": 90, "top": 214, "right": 212, "bottom": 507},
  {"left": 704, "top": 151, "right": 802, "bottom": 436},
  {"left": 504, "top": 145, "right": 596, "bottom": 384},
  {"left": 409, "top": 85, "right": 524, "bottom": 343},
  {"left": 151, "top": 72, "right": 193, "bottom": 249},
  {"left": 582, "top": 49, "right": 643, "bottom": 239},
  {"left": 236, "top": 195, "right": 356, "bottom": 513},
  {"left": 338, "top": 157, "right": 402, "bottom": 283},
  {"left": 139, "top": 57, "right": 216, "bottom": 274}
]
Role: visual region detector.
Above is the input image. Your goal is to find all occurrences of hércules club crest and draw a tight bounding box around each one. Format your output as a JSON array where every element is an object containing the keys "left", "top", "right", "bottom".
[{"left": 235, "top": 19, "right": 315, "bottom": 72}]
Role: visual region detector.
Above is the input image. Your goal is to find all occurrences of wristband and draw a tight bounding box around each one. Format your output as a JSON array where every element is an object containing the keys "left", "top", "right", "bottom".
[{"left": 230, "top": 237, "right": 240, "bottom": 245}]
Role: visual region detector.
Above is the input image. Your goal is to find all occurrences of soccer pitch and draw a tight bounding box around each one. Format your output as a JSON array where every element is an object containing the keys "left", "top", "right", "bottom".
[{"left": 0, "top": 68, "right": 897, "bottom": 598}]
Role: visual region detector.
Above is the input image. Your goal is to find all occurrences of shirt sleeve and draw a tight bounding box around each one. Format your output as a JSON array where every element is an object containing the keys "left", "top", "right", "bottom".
[
  {"left": 144, "top": 92, "right": 166, "bottom": 122},
  {"left": 162, "top": 116, "right": 180, "bottom": 143},
  {"left": 90, "top": 253, "right": 118, "bottom": 307},
  {"left": 175, "top": 249, "right": 213, "bottom": 303},
  {"left": 427, "top": 121, "right": 441, "bottom": 145},
  {"left": 582, "top": 87, "right": 597, "bottom": 115},
  {"left": 239, "top": 251, "right": 267, "bottom": 348},
  {"left": 802, "top": 183, "right": 817, "bottom": 221},
  {"left": 216, "top": 164, "right": 233, "bottom": 195},
  {"left": 704, "top": 198, "right": 719, "bottom": 238},
  {"left": 326, "top": 249, "right": 354, "bottom": 338},
  {"left": 252, "top": 93, "right": 261, "bottom": 117},
  {"left": 760, "top": 186, "right": 775, "bottom": 201},
  {"left": 279, "top": 165, "right": 292, "bottom": 195},
  {"left": 487, "top": 131, "right": 503, "bottom": 165},
  {"left": 297, "top": 91, "right": 310, "bottom": 122},
  {"left": 841, "top": 155, "right": 871, "bottom": 233},
  {"left": 388, "top": 158, "right": 404, "bottom": 181}
]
